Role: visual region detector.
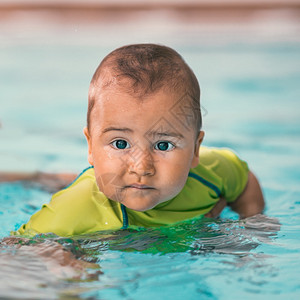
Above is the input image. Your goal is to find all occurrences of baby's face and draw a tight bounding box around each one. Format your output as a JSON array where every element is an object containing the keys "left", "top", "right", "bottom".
[{"left": 84, "top": 88, "right": 204, "bottom": 211}]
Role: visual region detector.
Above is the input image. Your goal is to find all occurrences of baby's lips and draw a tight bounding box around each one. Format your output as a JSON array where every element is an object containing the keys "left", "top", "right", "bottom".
[{"left": 126, "top": 184, "right": 155, "bottom": 189}]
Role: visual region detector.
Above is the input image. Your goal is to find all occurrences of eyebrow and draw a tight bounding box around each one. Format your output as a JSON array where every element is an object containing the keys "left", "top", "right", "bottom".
[
  {"left": 102, "top": 127, "right": 133, "bottom": 134},
  {"left": 147, "top": 130, "right": 184, "bottom": 139},
  {"left": 101, "top": 127, "right": 184, "bottom": 139}
]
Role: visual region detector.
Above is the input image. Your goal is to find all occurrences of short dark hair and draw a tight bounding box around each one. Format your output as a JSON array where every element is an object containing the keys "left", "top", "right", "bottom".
[{"left": 87, "top": 43, "right": 201, "bottom": 133}]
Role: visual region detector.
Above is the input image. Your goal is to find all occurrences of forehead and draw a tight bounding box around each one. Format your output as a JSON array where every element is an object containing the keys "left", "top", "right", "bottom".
[
  {"left": 91, "top": 88, "right": 174, "bottom": 120},
  {"left": 90, "top": 87, "right": 197, "bottom": 136}
]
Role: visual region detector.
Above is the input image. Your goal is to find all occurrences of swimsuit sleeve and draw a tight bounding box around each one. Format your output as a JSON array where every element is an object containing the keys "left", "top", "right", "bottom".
[
  {"left": 12, "top": 167, "right": 124, "bottom": 237},
  {"left": 199, "top": 147, "right": 249, "bottom": 203},
  {"left": 13, "top": 178, "right": 101, "bottom": 237}
]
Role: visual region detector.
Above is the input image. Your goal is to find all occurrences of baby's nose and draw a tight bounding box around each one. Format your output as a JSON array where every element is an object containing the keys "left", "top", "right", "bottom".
[{"left": 128, "top": 150, "right": 155, "bottom": 177}]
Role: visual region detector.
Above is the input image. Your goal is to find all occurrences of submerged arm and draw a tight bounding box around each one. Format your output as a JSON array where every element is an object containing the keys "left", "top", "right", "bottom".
[{"left": 0, "top": 172, "right": 77, "bottom": 192}]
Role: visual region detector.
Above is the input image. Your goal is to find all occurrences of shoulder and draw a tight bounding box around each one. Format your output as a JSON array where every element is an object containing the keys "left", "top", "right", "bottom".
[
  {"left": 199, "top": 146, "right": 244, "bottom": 163},
  {"left": 52, "top": 166, "right": 96, "bottom": 204},
  {"left": 192, "top": 146, "right": 249, "bottom": 202},
  {"left": 197, "top": 146, "right": 249, "bottom": 174},
  {"left": 51, "top": 166, "right": 116, "bottom": 212},
  {"left": 57, "top": 166, "right": 95, "bottom": 192}
]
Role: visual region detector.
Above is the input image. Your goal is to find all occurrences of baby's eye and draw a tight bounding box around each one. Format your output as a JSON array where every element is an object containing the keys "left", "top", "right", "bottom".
[
  {"left": 111, "top": 139, "right": 130, "bottom": 149},
  {"left": 154, "top": 141, "right": 175, "bottom": 151}
]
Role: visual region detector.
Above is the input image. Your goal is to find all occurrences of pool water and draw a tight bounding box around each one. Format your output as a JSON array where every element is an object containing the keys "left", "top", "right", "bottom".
[
  {"left": 0, "top": 182, "right": 297, "bottom": 299},
  {"left": 1, "top": 16, "right": 300, "bottom": 299}
]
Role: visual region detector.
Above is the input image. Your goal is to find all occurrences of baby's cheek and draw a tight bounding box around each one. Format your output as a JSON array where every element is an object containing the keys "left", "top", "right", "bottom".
[
  {"left": 169, "top": 157, "right": 190, "bottom": 177},
  {"left": 161, "top": 168, "right": 187, "bottom": 196}
]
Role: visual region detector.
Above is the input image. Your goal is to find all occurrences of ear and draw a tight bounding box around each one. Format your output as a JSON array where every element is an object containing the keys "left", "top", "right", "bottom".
[
  {"left": 191, "top": 131, "right": 205, "bottom": 168},
  {"left": 83, "top": 127, "right": 94, "bottom": 166}
]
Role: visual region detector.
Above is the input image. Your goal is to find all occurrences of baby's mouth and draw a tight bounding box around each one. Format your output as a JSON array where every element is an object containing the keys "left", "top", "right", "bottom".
[{"left": 125, "top": 184, "right": 155, "bottom": 190}]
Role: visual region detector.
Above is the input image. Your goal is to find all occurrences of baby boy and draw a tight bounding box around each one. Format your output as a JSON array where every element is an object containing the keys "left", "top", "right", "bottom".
[{"left": 13, "top": 44, "right": 264, "bottom": 237}]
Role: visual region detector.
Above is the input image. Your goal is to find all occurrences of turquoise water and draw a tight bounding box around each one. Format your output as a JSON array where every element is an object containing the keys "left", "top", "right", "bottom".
[{"left": 1, "top": 27, "right": 300, "bottom": 299}]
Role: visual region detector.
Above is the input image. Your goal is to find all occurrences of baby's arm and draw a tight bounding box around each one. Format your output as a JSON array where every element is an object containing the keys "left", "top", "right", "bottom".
[
  {"left": 205, "top": 172, "right": 265, "bottom": 219},
  {"left": 228, "top": 171, "right": 265, "bottom": 218}
]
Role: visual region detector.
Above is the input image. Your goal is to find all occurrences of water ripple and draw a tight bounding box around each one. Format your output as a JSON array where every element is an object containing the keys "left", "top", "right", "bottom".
[{"left": 0, "top": 214, "right": 281, "bottom": 299}]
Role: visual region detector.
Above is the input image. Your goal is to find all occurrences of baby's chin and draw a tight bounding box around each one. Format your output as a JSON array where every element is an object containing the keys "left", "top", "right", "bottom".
[
  {"left": 122, "top": 202, "right": 156, "bottom": 212},
  {"left": 120, "top": 197, "right": 163, "bottom": 212}
]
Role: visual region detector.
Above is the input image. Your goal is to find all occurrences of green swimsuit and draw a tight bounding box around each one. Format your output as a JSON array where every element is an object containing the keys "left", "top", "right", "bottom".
[{"left": 14, "top": 147, "right": 249, "bottom": 237}]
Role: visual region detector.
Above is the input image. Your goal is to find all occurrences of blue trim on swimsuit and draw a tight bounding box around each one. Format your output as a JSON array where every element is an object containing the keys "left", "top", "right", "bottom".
[
  {"left": 188, "top": 172, "right": 221, "bottom": 197},
  {"left": 62, "top": 165, "right": 94, "bottom": 190},
  {"left": 121, "top": 204, "right": 129, "bottom": 229}
]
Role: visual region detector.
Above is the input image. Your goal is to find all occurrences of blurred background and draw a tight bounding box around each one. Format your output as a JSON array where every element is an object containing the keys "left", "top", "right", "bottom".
[
  {"left": 0, "top": 0, "right": 300, "bottom": 192},
  {"left": 1, "top": 4, "right": 300, "bottom": 298}
]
